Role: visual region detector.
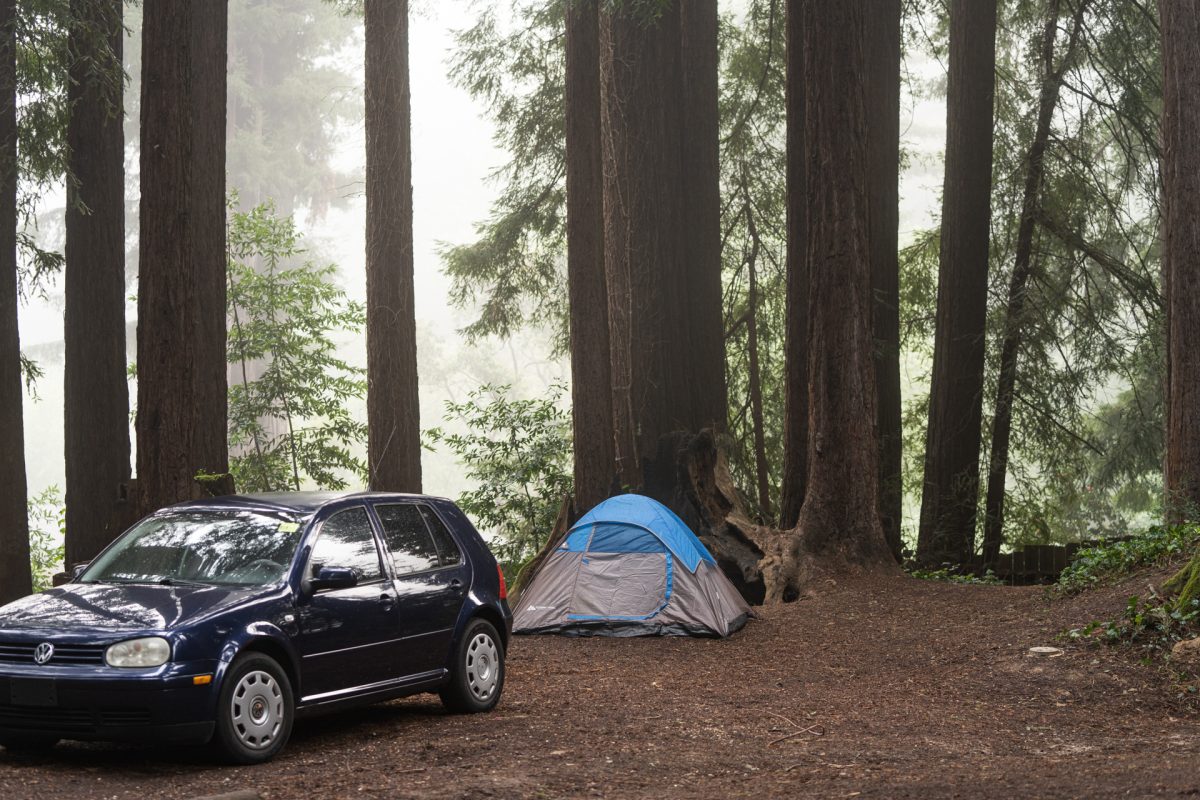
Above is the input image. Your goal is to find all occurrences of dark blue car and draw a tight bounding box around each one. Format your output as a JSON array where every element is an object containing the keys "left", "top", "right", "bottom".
[{"left": 0, "top": 492, "right": 512, "bottom": 764}]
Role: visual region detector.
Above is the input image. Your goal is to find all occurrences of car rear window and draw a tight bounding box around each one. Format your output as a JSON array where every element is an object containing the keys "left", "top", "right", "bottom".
[
  {"left": 376, "top": 504, "right": 441, "bottom": 575},
  {"left": 419, "top": 505, "right": 463, "bottom": 567}
]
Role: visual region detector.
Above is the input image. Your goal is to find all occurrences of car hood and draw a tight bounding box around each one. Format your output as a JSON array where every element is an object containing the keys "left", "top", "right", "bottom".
[{"left": 0, "top": 583, "right": 267, "bottom": 635}]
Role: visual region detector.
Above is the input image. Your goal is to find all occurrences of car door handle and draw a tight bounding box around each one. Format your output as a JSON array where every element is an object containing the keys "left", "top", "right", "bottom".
[
  {"left": 449, "top": 579, "right": 463, "bottom": 593},
  {"left": 378, "top": 592, "right": 395, "bottom": 610}
]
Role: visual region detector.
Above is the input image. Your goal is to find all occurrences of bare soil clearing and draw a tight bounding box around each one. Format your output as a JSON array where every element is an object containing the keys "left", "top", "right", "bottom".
[{"left": 2, "top": 571, "right": 1197, "bottom": 799}]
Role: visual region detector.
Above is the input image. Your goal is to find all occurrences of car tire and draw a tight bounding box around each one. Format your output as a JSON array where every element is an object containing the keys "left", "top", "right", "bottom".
[
  {"left": 0, "top": 735, "right": 58, "bottom": 753},
  {"left": 213, "top": 652, "right": 295, "bottom": 765},
  {"left": 439, "top": 618, "right": 505, "bottom": 714}
]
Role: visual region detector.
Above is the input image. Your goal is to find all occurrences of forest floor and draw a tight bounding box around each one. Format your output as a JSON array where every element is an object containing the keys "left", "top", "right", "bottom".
[{"left": 2, "top": 565, "right": 1198, "bottom": 799}]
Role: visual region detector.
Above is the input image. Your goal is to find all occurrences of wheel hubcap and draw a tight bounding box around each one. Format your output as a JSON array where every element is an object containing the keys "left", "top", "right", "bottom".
[
  {"left": 231, "top": 670, "right": 284, "bottom": 750},
  {"left": 465, "top": 632, "right": 500, "bottom": 701}
]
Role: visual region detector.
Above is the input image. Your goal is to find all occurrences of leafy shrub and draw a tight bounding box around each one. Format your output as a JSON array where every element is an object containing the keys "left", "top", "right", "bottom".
[
  {"left": 28, "top": 487, "right": 65, "bottom": 592},
  {"left": 907, "top": 566, "right": 1002, "bottom": 586},
  {"left": 1066, "top": 593, "right": 1200, "bottom": 659},
  {"left": 426, "top": 384, "right": 572, "bottom": 567},
  {"left": 1056, "top": 525, "right": 1200, "bottom": 595},
  {"left": 226, "top": 197, "right": 368, "bottom": 492}
]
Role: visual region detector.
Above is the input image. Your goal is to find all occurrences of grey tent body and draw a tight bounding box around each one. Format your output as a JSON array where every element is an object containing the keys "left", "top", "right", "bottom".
[{"left": 512, "top": 495, "right": 752, "bottom": 638}]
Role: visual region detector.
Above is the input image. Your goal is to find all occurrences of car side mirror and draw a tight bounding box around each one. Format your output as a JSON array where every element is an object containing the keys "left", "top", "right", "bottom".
[
  {"left": 71, "top": 563, "right": 90, "bottom": 580},
  {"left": 310, "top": 566, "right": 357, "bottom": 592}
]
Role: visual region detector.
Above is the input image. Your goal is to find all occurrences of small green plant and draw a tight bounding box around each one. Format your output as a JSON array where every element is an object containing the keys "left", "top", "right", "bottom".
[
  {"left": 907, "top": 566, "right": 1003, "bottom": 586},
  {"left": 1056, "top": 524, "right": 1200, "bottom": 595},
  {"left": 1066, "top": 593, "right": 1200, "bottom": 658},
  {"left": 226, "top": 196, "right": 368, "bottom": 492},
  {"left": 28, "top": 487, "right": 65, "bottom": 592},
  {"left": 425, "top": 384, "right": 572, "bottom": 567}
]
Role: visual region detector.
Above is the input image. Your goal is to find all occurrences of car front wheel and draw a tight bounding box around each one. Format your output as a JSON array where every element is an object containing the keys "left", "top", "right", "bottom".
[
  {"left": 439, "top": 618, "right": 505, "bottom": 713},
  {"left": 213, "top": 652, "right": 294, "bottom": 765}
]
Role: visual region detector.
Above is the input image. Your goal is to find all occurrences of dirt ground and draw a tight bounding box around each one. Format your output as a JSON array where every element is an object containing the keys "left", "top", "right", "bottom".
[{"left": 2, "top": 567, "right": 1198, "bottom": 800}]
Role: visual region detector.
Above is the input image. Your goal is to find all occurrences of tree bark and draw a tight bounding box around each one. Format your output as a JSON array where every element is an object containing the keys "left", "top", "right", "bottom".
[
  {"left": 601, "top": 1, "right": 688, "bottom": 490},
  {"left": 136, "top": 1, "right": 229, "bottom": 516},
  {"left": 1161, "top": 0, "right": 1200, "bottom": 520},
  {"left": 982, "top": 0, "right": 1085, "bottom": 566},
  {"left": 788, "top": 0, "right": 893, "bottom": 588},
  {"left": 0, "top": 0, "right": 31, "bottom": 603},
  {"left": 65, "top": 0, "right": 129, "bottom": 565},
  {"left": 365, "top": 0, "right": 421, "bottom": 493},
  {"left": 917, "top": 0, "right": 997, "bottom": 567},
  {"left": 679, "top": 0, "right": 727, "bottom": 433},
  {"left": 779, "top": 0, "right": 808, "bottom": 529},
  {"left": 565, "top": 0, "right": 614, "bottom": 514},
  {"left": 865, "top": 0, "right": 903, "bottom": 561}
]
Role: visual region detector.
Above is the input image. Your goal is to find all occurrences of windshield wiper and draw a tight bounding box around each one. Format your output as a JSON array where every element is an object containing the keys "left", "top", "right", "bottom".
[{"left": 156, "top": 578, "right": 210, "bottom": 587}]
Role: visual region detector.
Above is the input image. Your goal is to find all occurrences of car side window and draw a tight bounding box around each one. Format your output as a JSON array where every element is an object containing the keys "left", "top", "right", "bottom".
[
  {"left": 308, "top": 507, "right": 384, "bottom": 583},
  {"left": 376, "top": 504, "right": 441, "bottom": 575},
  {"left": 419, "top": 505, "right": 462, "bottom": 567}
]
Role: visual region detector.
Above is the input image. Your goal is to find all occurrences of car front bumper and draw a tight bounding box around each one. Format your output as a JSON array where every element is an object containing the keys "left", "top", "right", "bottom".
[{"left": 0, "top": 660, "right": 221, "bottom": 745}]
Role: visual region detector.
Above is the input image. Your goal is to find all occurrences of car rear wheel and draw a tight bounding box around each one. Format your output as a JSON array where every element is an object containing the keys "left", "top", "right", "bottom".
[
  {"left": 439, "top": 618, "right": 505, "bottom": 713},
  {"left": 214, "top": 653, "right": 294, "bottom": 765}
]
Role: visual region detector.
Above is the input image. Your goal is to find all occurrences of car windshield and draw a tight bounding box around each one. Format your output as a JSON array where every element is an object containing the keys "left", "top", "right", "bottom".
[{"left": 81, "top": 510, "right": 309, "bottom": 588}]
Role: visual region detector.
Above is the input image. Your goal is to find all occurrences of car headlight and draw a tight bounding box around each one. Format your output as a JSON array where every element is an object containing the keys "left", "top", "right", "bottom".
[{"left": 105, "top": 637, "right": 171, "bottom": 668}]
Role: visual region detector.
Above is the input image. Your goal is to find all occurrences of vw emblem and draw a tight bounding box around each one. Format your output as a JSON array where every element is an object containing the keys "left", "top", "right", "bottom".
[{"left": 33, "top": 642, "right": 54, "bottom": 665}]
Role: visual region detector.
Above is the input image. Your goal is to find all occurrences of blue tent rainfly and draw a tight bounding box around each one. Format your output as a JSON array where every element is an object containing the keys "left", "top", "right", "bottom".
[{"left": 512, "top": 494, "right": 752, "bottom": 638}]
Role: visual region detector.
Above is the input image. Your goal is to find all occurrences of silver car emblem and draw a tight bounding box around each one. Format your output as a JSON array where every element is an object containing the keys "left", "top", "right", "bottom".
[{"left": 33, "top": 642, "right": 54, "bottom": 665}]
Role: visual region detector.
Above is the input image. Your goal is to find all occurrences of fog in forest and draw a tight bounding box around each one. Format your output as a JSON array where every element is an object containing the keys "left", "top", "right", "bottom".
[{"left": 17, "top": 0, "right": 946, "bottom": 515}]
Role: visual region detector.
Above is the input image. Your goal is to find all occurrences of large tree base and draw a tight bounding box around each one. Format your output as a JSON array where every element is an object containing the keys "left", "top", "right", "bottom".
[{"left": 646, "top": 430, "right": 898, "bottom": 605}]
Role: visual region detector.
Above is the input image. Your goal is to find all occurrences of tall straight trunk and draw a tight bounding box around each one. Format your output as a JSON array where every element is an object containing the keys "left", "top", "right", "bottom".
[
  {"left": 365, "top": 0, "right": 421, "bottom": 493},
  {"left": 136, "top": 1, "right": 229, "bottom": 515},
  {"left": 679, "top": 0, "right": 727, "bottom": 433},
  {"left": 602, "top": 1, "right": 687, "bottom": 490},
  {"left": 745, "top": 203, "right": 771, "bottom": 515},
  {"left": 793, "top": 0, "right": 890, "bottom": 569},
  {"left": 982, "top": 0, "right": 1085, "bottom": 565},
  {"left": 916, "top": 0, "right": 997, "bottom": 567},
  {"left": 865, "top": 0, "right": 903, "bottom": 561},
  {"left": 779, "top": 0, "right": 808, "bottom": 529},
  {"left": 65, "top": 0, "right": 129, "bottom": 565},
  {"left": 565, "top": 0, "right": 613, "bottom": 515},
  {"left": 1161, "top": 0, "right": 1200, "bottom": 520},
  {"left": 0, "top": 0, "right": 31, "bottom": 603}
]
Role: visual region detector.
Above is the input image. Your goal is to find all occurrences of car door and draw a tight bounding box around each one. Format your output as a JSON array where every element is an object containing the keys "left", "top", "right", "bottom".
[
  {"left": 293, "top": 505, "right": 403, "bottom": 700},
  {"left": 373, "top": 503, "right": 470, "bottom": 677}
]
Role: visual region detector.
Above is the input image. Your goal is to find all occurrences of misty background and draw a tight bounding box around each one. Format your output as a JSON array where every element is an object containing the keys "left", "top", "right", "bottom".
[{"left": 17, "top": 0, "right": 947, "bottom": 512}]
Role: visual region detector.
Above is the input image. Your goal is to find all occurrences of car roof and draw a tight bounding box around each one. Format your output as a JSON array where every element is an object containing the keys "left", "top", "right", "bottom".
[{"left": 170, "top": 490, "right": 451, "bottom": 515}]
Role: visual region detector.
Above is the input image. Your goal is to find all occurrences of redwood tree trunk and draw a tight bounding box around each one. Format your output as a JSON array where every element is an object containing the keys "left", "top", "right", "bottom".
[
  {"left": 602, "top": 1, "right": 687, "bottom": 490},
  {"left": 790, "top": 0, "right": 891, "bottom": 581},
  {"left": 679, "top": 0, "right": 727, "bottom": 433},
  {"left": 917, "top": 0, "right": 997, "bottom": 567},
  {"left": 565, "top": 0, "right": 614, "bottom": 514},
  {"left": 982, "top": 0, "right": 1084, "bottom": 565},
  {"left": 779, "top": 0, "right": 808, "bottom": 529},
  {"left": 65, "top": 0, "right": 129, "bottom": 565},
  {"left": 0, "top": 0, "right": 31, "bottom": 603},
  {"left": 365, "top": 0, "right": 422, "bottom": 493},
  {"left": 136, "top": 1, "right": 229, "bottom": 515},
  {"left": 1161, "top": 0, "right": 1200, "bottom": 520},
  {"left": 865, "top": 0, "right": 903, "bottom": 561}
]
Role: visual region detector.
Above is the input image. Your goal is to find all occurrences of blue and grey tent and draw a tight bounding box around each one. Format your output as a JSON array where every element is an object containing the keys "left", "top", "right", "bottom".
[{"left": 512, "top": 494, "right": 752, "bottom": 637}]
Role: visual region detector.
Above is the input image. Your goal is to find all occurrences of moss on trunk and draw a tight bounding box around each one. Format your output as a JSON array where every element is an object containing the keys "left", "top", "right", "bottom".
[{"left": 1165, "top": 550, "right": 1200, "bottom": 609}]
